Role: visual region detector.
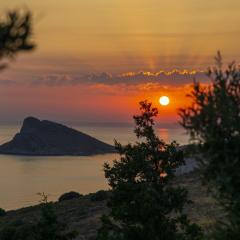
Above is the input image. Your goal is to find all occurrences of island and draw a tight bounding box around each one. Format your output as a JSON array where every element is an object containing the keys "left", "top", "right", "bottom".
[{"left": 0, "top": 117, "right": 115, "bottom": 156}]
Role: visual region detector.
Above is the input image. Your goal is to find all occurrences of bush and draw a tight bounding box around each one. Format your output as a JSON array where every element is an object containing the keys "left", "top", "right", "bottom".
[
  {"left": 90, "top": 190, "right": 109, "bottom": 202},
  {"left": 0, "top": 220, "right": 36, "bottom": 240},
  {"left": 58, "top": 191, "right": 82, "bottom": 202},
  {"left": 0, "top": 208, "right": 6, "bottom": 217},
  {"left": 0, "top": 203, "right": 77, "bottom": 240},
  {"left": 36, "top": 202, "right": 77, "bottom": 240}
]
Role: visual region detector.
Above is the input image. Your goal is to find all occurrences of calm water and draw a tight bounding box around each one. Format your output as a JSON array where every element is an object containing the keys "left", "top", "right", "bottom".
[{"left": 0, "top": 123, "right": 188, "bottom": 210}]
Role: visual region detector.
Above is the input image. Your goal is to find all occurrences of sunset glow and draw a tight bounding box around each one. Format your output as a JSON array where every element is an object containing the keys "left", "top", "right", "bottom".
[{"left": 0, "top": 0, "right": 239, "bottom": 123}]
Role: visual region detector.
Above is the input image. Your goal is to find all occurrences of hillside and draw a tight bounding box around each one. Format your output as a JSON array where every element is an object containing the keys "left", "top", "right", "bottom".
[{"left": 0, "top": 171, "right": 223, "bottom": 240}]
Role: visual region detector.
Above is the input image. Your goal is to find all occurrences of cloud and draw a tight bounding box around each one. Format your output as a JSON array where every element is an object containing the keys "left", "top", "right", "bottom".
[
  {"left": 28, "top": 69, "right": 208, "bottom": 87},
  {"left": 0, "top": 79, "right": 17, "bottom": 86},
  {"left": 31, "top": 74, "right": 74, "bottom": 86}
]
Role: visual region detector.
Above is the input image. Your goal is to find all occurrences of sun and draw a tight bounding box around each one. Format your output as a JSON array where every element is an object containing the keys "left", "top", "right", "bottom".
[{"left": 159, "top": 96, "right": 170, "bottom": 106}]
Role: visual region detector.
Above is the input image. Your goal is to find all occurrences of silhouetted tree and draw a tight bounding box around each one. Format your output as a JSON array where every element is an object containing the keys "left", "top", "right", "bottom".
[
  {"left": 179, "top": 52, "right": 240, "bottom": 238},
  {"left": 0, "top": 10, "right": 35, "bottom": 237},
  {"left": 35, "top": 193, "right": 77, "bottom": 240},
  {"left": 36, "top": 203, "right": 77, "bottom": 240},
  {"left": 0, "top": 10, "right": 35, "bottom": 71},
  {"left": 97, "top": 100, "right": 202, "bottom": 240}
]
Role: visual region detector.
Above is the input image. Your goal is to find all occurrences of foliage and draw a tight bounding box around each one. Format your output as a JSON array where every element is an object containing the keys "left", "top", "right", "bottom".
[
  {"left": 0, "top": 208, "right": 6, "bottom": 217},
  {"left": 97, "top": 100, "right": 202, "bottom": 240},
  {"left": 36, "top": 202, "right": 77, "bottom": 240},
  {"left": 0, "top": 220, "right": 36, "bottom": 240},
  {"left": 0, "top": 195, "right": 77, "bottom": 240},
  {"left": 90, "top": 190, "right": 109, "bottom": 202},
  {"left": 179, "top": 52, "right": 240, "bottom": 238},
  {"left": 58, "top": 191, "right": 82, "bottom": 202},
  {"left": 0, "top": 10, "right": 35, "bottom": 70}
]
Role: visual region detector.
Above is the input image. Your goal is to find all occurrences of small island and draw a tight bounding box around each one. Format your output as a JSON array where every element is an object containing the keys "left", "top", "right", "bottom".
[{"left": 0, "top": 117, "right": 115, "bottom": 156}]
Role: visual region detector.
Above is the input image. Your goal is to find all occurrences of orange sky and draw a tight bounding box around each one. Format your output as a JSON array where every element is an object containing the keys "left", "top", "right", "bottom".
[{"left": 0, "top": 0, "right": 240, "bottom": 122}]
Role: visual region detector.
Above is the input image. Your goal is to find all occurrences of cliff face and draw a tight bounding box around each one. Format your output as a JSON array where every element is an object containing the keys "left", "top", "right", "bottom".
[{"left": 0, "top": 117, "right": 115, "bottom": 155}]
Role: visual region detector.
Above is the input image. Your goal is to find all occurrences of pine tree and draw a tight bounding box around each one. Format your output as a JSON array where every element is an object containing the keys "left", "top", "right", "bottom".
[
  {"left": 98, "top": 100, "right": 202, "bottom": 240},
  {"left": 179, "top": 52, "right": 240, "bottom": 238},
  {"left": 0, "top": 10, "right": 35, "bottom": 71}
]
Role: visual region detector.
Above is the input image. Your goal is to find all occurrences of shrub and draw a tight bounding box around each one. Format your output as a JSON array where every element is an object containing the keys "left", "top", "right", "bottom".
[
  {"left": 58, "top": 191, "right": 82, "bottom": 202},
  {"left": 0, "top": 208, "right": 6, "bottom": 217},
  {"left": 36, "top": 202, "right": 77, "bottom": 240},
  {"left": 90, "top": 190, "right": 109, "bottom": 202},
  {"left": 0, "top": 220, "right": 36, "bottom": 240},
  {"left": 0, "top": 203, "right": 78, "bottom": 240}
]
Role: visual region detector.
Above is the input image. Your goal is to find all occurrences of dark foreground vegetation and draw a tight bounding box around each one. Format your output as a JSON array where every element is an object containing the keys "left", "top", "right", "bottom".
[
  {"left": 179, "top": 52, "right": 240, "bottom": 239},
  {"left": 0, "top": 172, "right": 222, "bottom": 240},
  {"left": 0, "top": 10, "right": 35, "bottom": 70},
  {"left": 97, "top": 101, "right": 202, "bottom": 240}
]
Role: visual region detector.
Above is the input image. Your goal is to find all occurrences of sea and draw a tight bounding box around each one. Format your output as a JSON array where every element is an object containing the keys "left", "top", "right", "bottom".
[{"left": 0, "top": 122, "right": 189, "bottom": 210}]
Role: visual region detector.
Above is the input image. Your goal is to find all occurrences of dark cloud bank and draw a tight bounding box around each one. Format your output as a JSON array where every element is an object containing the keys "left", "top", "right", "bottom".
[
  {"left": 32, "top": 70, "right": 209, "bottom": 87},
  {"left": 0, "top": 70, "right": 210, "bottom": 87}
]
